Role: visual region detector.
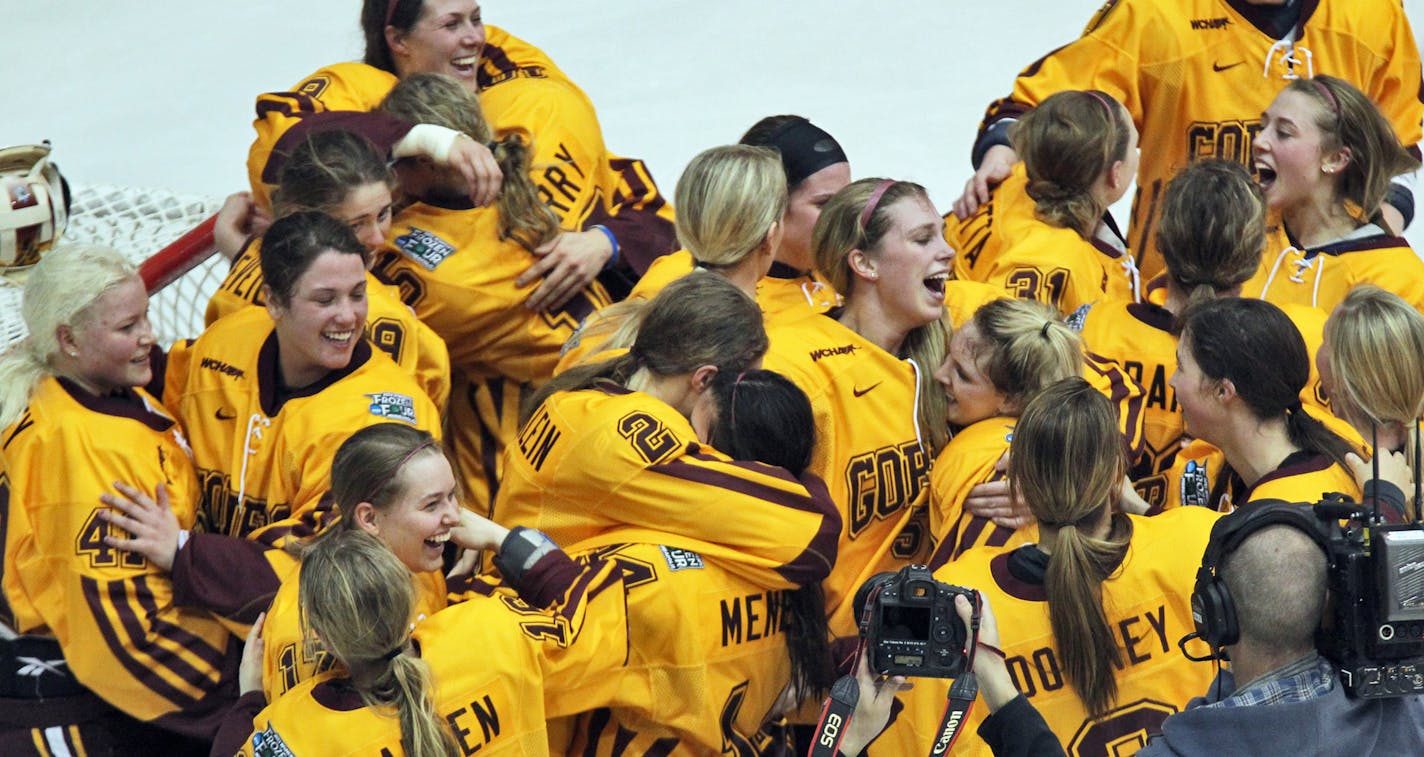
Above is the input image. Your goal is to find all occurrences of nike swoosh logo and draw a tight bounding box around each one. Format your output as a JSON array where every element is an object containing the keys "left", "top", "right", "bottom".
[
  {"left": 215, "top": 408, "right": 237, "bottom": 420},
  {"left": 852, "top": 382, "right": 882, "bottom": 398},
  {"left": 1213, "top": 61, "right": 1243, "bottom": 72}
]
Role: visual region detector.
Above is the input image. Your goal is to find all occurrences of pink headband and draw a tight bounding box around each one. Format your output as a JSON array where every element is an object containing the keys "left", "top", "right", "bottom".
[
  {"left": 1085, "top": 90, "right": 1116, "bottom": 119},
  {"left": 858, "top": 180, "right": 897, "bottom": 230},
  {"left": 362, "top": 438, "right": 438, "bottom": 504},
  {"left": 1312, "top": 79, "right": 1340, "bottom": 118}
]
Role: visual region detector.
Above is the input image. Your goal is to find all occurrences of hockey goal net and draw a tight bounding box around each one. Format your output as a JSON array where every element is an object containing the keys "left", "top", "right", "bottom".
[{"left": 0, "top": 184, "right": 226, "bottom": 351}]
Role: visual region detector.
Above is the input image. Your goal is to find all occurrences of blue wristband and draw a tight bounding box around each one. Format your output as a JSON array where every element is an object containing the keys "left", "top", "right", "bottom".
[{"left": 591, "top": 224, "right": 620, "bottom": 270}]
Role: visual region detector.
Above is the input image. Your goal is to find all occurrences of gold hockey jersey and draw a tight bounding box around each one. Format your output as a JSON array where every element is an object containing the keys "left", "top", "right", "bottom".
[
  {"left": 875, "top": 508, "right": 1220, "bottom": 757},
  {"left": 979, "top": 0, "right": 1424, "bottom": 279},
  {"left": 206, "top": 237, "right": 451, "bottom": 413},
  {"left": 1, "top": 378, "right": 239, "bottom": 736},
  {"left": 163, "top": 307, "right": 441, "bottom": 546}
]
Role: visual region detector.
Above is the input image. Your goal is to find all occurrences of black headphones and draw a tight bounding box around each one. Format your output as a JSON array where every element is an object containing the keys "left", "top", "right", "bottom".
[{"left": 1188, "top": 500, "right": 1331, "bottom": 654}]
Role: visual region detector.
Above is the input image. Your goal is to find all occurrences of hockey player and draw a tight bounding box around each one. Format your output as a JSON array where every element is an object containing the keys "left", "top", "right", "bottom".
[
  {"left": 164, "top": 212, "right": 441, "bottom": 546},
  {"left": 0, "top": 246, "right": 240, "bottom": 752},
  {"left": 955, "top": 0, "right": 1423, "bottom": 280}
]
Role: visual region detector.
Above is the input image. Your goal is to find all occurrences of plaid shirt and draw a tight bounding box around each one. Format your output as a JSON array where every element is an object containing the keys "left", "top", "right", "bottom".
[{"left": 1202, "top": 652, "right": 1336, "bottom": 709}]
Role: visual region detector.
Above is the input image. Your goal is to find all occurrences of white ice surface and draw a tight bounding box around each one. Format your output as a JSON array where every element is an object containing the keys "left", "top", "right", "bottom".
[{"left": 7, "top": 1, "right": 1424, "bottom": 251}]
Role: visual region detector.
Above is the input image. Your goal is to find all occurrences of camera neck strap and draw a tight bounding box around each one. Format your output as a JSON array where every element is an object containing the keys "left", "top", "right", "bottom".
[
  {"left": 926, "top": 672, "right": 978, "bottom": 757},
  {"left": 808, "top": 674, "right": 860, "bottom": 757}
]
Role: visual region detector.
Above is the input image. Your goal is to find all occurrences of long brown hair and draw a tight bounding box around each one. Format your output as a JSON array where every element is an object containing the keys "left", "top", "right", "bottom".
[
  {"left": 379, "top": 72, "right": 561, "bottom": 250},
  {"left": 1156, "top": 159, "right": 1265, "bottom": 321},
  {"left": 1010, "top": 90, "right": 1131, "bottom": 237},
  {"left": 300, "top": 529, "right": 459, "bottom": 756},
  {"left": 524, "top": 273, "right": 767, "bottom": 423},
  {"left": 1285, "top": 75, "right": 1420, "bottom": 227},
  {"left": 1009, "top": 377, "right": 1132, "bottom": 718}
]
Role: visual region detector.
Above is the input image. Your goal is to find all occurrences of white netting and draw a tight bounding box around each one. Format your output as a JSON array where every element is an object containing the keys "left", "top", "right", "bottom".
[{"left": 0, "top": 183, "right": 226, "bottom": 352}]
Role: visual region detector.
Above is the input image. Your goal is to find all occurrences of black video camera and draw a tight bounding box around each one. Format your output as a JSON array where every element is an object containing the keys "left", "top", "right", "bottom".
[
  {"left": 855, "top": 565, "right": 978, "bottom": 678},
  {"left": 1313, "top": 494, "right": 1424, "bottom": 698}
]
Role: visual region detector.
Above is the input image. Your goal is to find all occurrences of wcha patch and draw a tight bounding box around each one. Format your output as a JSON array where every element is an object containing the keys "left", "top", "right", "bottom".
[
  {"left": 1179, "top": 459, "right": 1211, "bottom": 508},
  {"left": 659, "top": 545, "right": 704, "bottom": 572},
  {"left": 366, "top": 392, "right": 418, "bottom": 425},
  {"left": 395, "top": 226, "right": 456, "bottom": 270},
  {"left": 251, "top": 725, "right": 296, "bottom": 757}
]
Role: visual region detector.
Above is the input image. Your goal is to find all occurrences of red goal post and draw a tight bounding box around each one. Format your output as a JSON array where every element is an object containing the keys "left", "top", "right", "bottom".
[{"left": 1, "top": 184, "right": 227, "bottom": 352}]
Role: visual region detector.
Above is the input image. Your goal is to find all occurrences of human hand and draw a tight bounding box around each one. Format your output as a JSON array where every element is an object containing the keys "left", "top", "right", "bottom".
[
  {"left": 213, "top": 191, "right": 272, "bottom": 261},
  {"left": 964, "top": 453, "right": 1033, "bottom": 529},
  {"left": 99, "top": 481, "right": 181, "bottom": 572},
  {"left": 838, "top": 655, "right": 914, "bottom": 756},
  {"left": 239, "top": 612, "right": 267, "bottom": 696},
  {"left": 446, "top": 509, "right": 510, "bottom": 578},
  {"left": 952, "top": 145, "right": 1016, "bottom": 219},
  {"left": 1348, "top": 450, "right": 1416, "bottom": 515},
  {"left": 446, "top": 134, "right": 503, "bottom": 208},
  {"left": 957, "top": 592, "right": 1016, "bottom": 712},
  {"left": 517, "top": 230, "right": 611, "bottom": 312}
]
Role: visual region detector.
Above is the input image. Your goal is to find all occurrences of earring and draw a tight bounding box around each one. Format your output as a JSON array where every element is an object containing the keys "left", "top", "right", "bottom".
[
  {"left": 1322, "top": 165, "right": 1336, "bottom": 174},
  {"left": 67, "top": 350, "right": 77, "bottom": 357}
]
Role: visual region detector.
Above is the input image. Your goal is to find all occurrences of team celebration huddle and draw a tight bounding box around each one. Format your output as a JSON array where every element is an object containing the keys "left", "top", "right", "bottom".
[{"left": 6, "top": 0, "right": 1424, "bottom": 754}]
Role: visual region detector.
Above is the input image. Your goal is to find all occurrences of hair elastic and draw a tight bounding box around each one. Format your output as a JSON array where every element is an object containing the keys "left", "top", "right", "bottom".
[
  {"left": 1286, "top": 399, "right": 1304, "bottom": 415},
  {"left": 858, "top": 180, "right": 898, "bottom": 231},
  {"left": 381, "top": 646, "right": 404, "bottom": 662},
  {"left": 1040, "top": 320, "right": 1053, "bottom": 338},
  {"left": 361, "top": 438, "right": 438, "bottom": 504}
]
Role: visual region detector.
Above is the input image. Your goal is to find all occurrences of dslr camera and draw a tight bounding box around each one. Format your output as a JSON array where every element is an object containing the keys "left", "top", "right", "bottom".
[
  {"left": 1313, "top": 494, "right": 1424, "bottom": 698},
  {"left": 855, "top": 565, "right": 978, "bottom": 678}
]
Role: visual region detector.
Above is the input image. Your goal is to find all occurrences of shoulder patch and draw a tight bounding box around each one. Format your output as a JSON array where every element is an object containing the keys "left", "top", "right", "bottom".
[
  {"left": 251, "top": 725, "right": 296, "bottom": 757},
  {"left": 366, "top": 392, "right": 418, "bottom": 425},
  {"left": 394, "top": 226, "right": 456, "bottom": 270},
  {"left": 1179, "top": 459, "right": 1211, "bottom": 508},
  {"left": 1065, "top": 303, "right": 1092, "bottom": 331},
  {"left": 659, "top": 545, "right": 704, "bottom": 572}
]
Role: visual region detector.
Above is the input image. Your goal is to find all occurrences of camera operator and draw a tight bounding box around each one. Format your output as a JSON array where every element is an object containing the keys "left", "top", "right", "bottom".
[
  {"left": 832, "top": 593, "right": 1065, "bottom": 757},
  {"left": 1141, "top": 500, "right": 1424, "bottom": 755}
]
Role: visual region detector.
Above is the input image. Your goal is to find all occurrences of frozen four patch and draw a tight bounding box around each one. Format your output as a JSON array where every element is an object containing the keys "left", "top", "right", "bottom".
[
  {"left": 1179, "top": 459, "right": 1211, "bottom": 508},
  {"left": 251, "top": 726, "right": 296, "bottom": 757},
  {"left": 659, "top": 545, "right": 704, "bottom": 571},
  {"left": 394, "top": 226, "right": 456, "bottom": 270},
  {"left": 366, "top": 392, "right": 417, "bottom": 425}
]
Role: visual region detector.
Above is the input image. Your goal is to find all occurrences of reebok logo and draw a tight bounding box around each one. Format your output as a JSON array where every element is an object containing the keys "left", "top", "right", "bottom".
[
  {"left": 1212, "top": 60, "right": 1244, "bottom": 72},
  {"left": 199, "top": 357, "right": 245, "bottom": 379},
  {"left": 852, "top": 382, "right": 882, "bottom": 398},
  {"left": 1190, "top": 17, "right": 1230, "bottom": 30},
  {"left": 809, "top": 344, "right": 858, "bottom": 362}
]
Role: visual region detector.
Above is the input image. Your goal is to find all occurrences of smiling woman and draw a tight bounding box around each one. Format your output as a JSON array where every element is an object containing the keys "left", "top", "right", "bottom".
[
  {"left": 161, "top": 212, "right": 442, "bottom": 547},
  {"left": 1247, "top": 75, "right": 1424, "bottom": 313},
  {"left": 761, "top": 177, "right": 955, "bottom": 639},
  {"left": 0, "top": 245, "right": 241, "bottom": 751}
]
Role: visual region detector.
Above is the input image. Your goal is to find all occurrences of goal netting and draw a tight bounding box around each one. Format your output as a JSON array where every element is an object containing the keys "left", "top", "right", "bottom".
[{"left": 0, "top": 183, "right": 226, "bottom": 352}]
